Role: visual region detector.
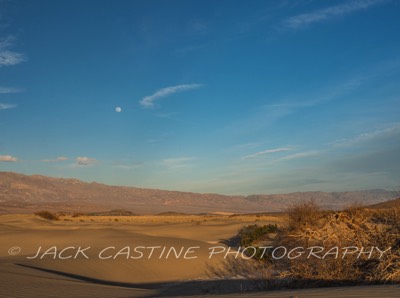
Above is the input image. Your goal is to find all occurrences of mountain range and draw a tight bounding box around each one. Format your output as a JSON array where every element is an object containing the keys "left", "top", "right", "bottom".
[{"left": 0, "top": 172, "right": 397, "bottom": 214}]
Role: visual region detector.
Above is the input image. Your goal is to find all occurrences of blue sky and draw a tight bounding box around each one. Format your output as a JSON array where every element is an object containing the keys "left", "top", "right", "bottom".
[{"left": 1, "top": 0, "right": 400, "bottom": 195}]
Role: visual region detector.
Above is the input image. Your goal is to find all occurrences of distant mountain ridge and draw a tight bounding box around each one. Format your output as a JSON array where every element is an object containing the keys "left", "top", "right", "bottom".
[{"left": 0, "top": 172, "right": 397, "bottom": 214}]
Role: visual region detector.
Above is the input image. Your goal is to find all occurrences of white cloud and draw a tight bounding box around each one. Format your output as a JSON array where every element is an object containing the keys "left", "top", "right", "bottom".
[
  {"left": 0, "top": 50, "right": 25, "bottom": 67},
  {"left": 0, "top": 103, "right": 17, "bottom": 110},
  {"left": 76, "top": 156, "right": 97, "bottom": 166},
  {"left": 139, "top": 84, "right": 203, "bottom": 108},
  {"left": 0, "top": 155, "right": 17, "bottom": 162},
  {"left": 161, "top": 157, "right": 195, "bottom": 169},
  {"left": 0, "top": 87, "right": 23, "bottom": 94},
  {"left": 242, "top": 147, "right": 291, "bottom": 159},
  {"left": 0, "top": 36, "right": 26, "bottom": 67},
  {"left": 279, "top": 150, "right": 320, "bottom": 161},
  {"left": 282, "top": 0, "right": 385, "bottom": 30}
]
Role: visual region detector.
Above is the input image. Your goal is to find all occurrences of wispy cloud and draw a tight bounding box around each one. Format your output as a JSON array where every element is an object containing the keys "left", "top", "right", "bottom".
[
  {"left": 139, "top": 84, "right": 203, "bottom": 108},
  {"left": 0, "top": 103, "right": 17, "bottom": 110},
  {"left": 266, "top": 58, "right": 400, "bottom": 117},
  {"left": 270, "top": 78, "right": 365, "bottom": 109},
  {"left": 0, "top": 51, "right": 26, "bottom": 66},
  {"left": 41, "top": 156, "right": 69, "bottom": 163},
  {"left": 0, "top": 154, "right": 17, "bottom": 162},
  {"left": 0, "top": 37, "right": 26, "bottom": 67},
  {"left": 333, "top": 123, "right": 400, "bottom": 147},
  {"left": 161, "top": 157, "right": 195, "bottom": 169},
  {"left": 227, "top": 73, "right": 371, "bottom": 138},
  {"left": 279, "top": 150, "right": 320, "bottom": 161},
  {"left": 76, "top": 156, "right": 97, "bottom": 166},
  {"left": 0, "top": 86, "right": 23, "bottom": 94},
  {"left": 242, "top": 147, "right": 291, "bottom": 159},
  {"left": 282, "top": 0, "right": 385, "bottom": 30},
  {"left": 0, "top": 37, "right": 13, "bottom": 49}
]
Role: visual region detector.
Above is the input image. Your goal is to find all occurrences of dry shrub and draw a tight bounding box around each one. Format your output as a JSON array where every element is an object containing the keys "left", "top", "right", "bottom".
[
  {"left": 286, "top": 200, "right": 325, "bottom": 231},
  {"left": 34, "top": 210, "right": 59, "bottom": 220},
  {"left": 215, "top": 201, "right": 399, "bottom": 290},
  {"left": 276, "top": 202, "right": 400, "bottom": 284},
  {"left": 371, "top": 206, "right": 400, "bottom": 226}
]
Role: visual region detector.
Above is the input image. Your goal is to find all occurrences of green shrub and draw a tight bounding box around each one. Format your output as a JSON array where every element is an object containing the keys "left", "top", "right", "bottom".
[{"left": 239, "top": 224, "right": 278, "bottom": 247}]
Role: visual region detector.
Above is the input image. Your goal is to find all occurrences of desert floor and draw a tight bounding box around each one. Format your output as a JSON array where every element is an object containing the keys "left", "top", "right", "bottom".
[{"left": 0, "top": 213, "right": 398, "bottom": 297}]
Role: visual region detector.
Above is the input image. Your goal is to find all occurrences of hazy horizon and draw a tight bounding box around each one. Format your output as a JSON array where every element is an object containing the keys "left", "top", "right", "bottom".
[{"left": 1, "top": 0, "right": 400, "bottom": 195}]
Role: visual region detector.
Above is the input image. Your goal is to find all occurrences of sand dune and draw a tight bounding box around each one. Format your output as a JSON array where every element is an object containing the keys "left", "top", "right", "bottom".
[
  {"left": 1, "top": 214, "right": 398, "bottom": 297},
  {"left": 0, "top": 214, "right": 273, "bottom": 297},
  {"left": 1, "top": 214, "right": 244, "bottom": 283}
]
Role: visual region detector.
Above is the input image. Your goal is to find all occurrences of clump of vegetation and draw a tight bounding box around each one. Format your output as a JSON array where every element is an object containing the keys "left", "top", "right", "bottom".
[
  {"left": 34, "top": 210, "right": 59, "bottom": 220},
  {"left": 276, "top": 202, "right": 400, "bottom": 284},
  {"left": 237, "top": 224, "right": 278, "bottom": 260},
  {"left": 216, "top": 201, "right": 400, "bottom": 288},
  {"left": 286, "top": 200, "right": 325, "bottom": 230},
  {"left": 239, "top": 224, "right": 278, "bottom": 247}
]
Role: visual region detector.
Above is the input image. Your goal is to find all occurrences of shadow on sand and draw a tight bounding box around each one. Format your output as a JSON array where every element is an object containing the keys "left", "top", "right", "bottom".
[{"left": 15, "top": 263, "right": 398, "bottom": 297}]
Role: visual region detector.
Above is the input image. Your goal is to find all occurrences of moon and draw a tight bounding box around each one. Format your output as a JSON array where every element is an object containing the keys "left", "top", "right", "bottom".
[{"left": 115, "top": 106, "right": 122, "bottom": 113}]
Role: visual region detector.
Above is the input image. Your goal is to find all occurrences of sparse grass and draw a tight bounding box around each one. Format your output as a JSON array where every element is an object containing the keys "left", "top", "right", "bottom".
[{"left": 34, "top": 210, "right": 59, "bottom": 220}]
